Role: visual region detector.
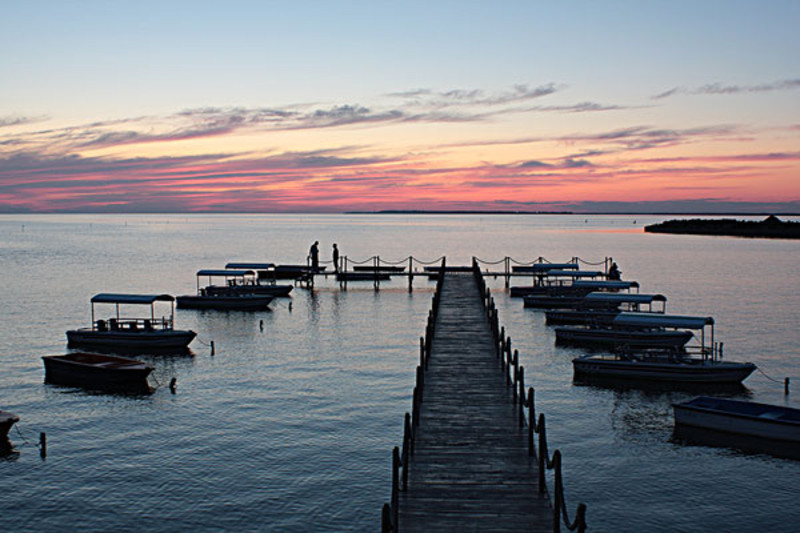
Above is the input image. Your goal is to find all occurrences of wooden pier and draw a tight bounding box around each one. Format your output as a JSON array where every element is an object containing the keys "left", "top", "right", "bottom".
[{"left": 382, "top": 263, "right": 586, "bottom": 532}]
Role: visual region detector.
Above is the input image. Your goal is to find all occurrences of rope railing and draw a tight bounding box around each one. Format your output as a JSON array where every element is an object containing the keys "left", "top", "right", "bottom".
[
  {"left": 382, "top": 257, "right": 445, "bottom": 533},
  {"left": 383, "top": 260, "right": 586, "bottom": 533},
  {"left": 476, "top": 264, "right": 588, "bottom": 533}
]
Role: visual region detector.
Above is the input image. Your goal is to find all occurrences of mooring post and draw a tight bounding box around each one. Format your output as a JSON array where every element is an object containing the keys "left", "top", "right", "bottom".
[
  {"left": 786, "top": 377, "right": 791, "bottom": 395},
  {"left": 169, "top": 377, "right": 177, "bottom": 394},
  {"left": 408, "top": 256, "right": 414, "bottom": 292},
  {"left": 210, "top": 340, "right": 215, "bottom": 356},
  {"left": 505, "top": 256, "right": 510, "bottom": 288},
  {"left": 39, "top": 432, "right": 47, "bottom": 459}
]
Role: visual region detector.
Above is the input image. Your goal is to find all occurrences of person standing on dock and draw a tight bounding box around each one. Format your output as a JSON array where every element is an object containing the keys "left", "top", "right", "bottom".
[
  {"left": 332, "top": 243, "right": 339, "bottom": 273},
  {"left": 309, "top": 241, "right": 320, "bottom": 273}
]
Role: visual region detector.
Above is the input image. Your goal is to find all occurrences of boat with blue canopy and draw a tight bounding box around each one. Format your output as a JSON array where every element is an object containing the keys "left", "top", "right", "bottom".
[
  {"left": 545, "top": 293, "right": 667, "bottom": 325},
  {"left": 523, "top": 280, "right": 641, "bottom": 308},
  {"left": 66, "top": 294, "right": 196, "bottom": 352},
  {"left": 556, "top": 312, "right": 714, "bottom": 350},
  {"left": 177, "top": 270, "right": 273, "bottom": 310},
  {"left": 222, "top": 262, "right": 293, "bottom": 296},
  {"left": 511, "top": 269, "right": 606, "bottom": 297}
]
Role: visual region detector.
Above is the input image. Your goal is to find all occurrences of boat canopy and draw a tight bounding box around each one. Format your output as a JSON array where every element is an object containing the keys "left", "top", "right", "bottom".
[
  {"left": 573, "top": 280, "right": 640, "bottom": 290},
  {"left": 225, "top": 262, "right": 275, "bottom": 270},
  {"left": 544, "top": 270, "right": 603, "bottom": 278},
  {"left": 91, "top": 293, "right": 175, "bottom": 304},
  {"left": 584, "top": 292, "right": 665, "bottom": 304},
  {"left": 196, "top": 269, "right": 255, "bottom": 277},
  {"left": 613, "top": 312, "right": 713, "bottom": 329}
]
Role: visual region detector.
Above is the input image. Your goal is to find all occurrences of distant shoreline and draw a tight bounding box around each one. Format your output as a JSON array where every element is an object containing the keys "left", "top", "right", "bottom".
[
  {"left": 344, "top": 210, "right": 800, "bottom": 216},
  {"left": 644, "top": 216, "right": 800, "bottom": 239}
]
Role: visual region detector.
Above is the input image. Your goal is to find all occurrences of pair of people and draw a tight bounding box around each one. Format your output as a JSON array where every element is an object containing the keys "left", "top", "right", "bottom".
[{"left": 308, "top": 241, "right": 340, "bottom": 273}]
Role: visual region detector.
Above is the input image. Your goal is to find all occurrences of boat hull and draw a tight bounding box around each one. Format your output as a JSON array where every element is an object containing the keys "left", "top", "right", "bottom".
[
  {"left": 673, "top": 397, "right": 800, "bottom": 443},
  {"left": 42, "top": 353, "right": 153, "bottom": 391},
  {"left": 573, "top": 357, "right": 756, "bottom": 384},
  {"left": 206, "top": 284, "right": 293, "bottom": 297},
  {"left": 176, "top": 294, "right": 273, "bottom": 310},
  {"left": 556, "top": 327, "right": 693, "bottom": 349},
  {"left": 66, "top": 329, "right": 196, "bottom": 351},
  {"left": 545, "top": 310, "right": 619, "bottom": 325}
]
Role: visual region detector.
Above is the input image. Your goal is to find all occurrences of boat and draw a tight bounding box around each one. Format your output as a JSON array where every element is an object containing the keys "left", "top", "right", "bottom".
[
  {"left": 223, "top": 263, "right": 294, "bottom": 296},
  {"left": 510, "top": 270, "right": 606, "bottom": 297},
  {"left": 545, "top": 293, "right": 667, "bottom": 325},
  {"left": 272, "top": 264, "right": 325, "bottom": 280},
  {"left": 176, "top": 270, "right": 274, "bottom": 310},
  {"left": 555, "top": 312, "right": 713, "bottom": 350},
  {"left": 524, "top": 281, "right": 641, "bottom": 308},
  {"left": 336, "top": 271, "right": 392, "bottom": 281},
  {"left": 66, "top": 294, "right": 196, "bottom": 352},
  {"left": 673, "top": 396, "right": 799, "bottom": 441},
  {"left": 1, "top": 410, "right": 20, "bottom": 454},
  {"left": 42, "top": 352, "right": 154, "bottom": 391},
  {"left": 511, "top": 262, "right": 579, "bottom": 273},
  {"left": 573, "top": 351, "right": 756, "bottom": 385},
  {"left": 352, "top": 265, "right": 406, "bottom": 273}
]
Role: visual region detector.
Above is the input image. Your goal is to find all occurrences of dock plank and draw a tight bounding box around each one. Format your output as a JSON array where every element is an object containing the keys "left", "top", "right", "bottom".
[{"left": 397, "top": 272, "right": 552, "bottom": 531}]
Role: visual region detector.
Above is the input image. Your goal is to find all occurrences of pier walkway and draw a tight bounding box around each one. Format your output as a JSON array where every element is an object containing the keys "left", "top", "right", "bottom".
[{"left": 395, "top": 270, "right": 553, "bottom": 531}]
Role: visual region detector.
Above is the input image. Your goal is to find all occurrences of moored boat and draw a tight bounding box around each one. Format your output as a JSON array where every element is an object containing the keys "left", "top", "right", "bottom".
[
  {"left": 176, "top": 270, "right": 274, "bottom": 310},
  {"left": 673, "top": 396, "right": 800, "bottom": 443},
  {"left": 545, "top": 293, "right": 667, "bottom": 325},
  {"left": 224, "top": 263, "right": 294, "bottom": 296},
  {"left": 66, "top": 294, "right": 196, "bottom": 352},
  {"left": 573, "top": 352, "right": 756, "bottom": 384},
  {"left": 511, "top": 270, "right": 612, "bottom": 297},
  {"left": 555, "top": 312, "right": 713, "bottom": 350},
  {"left": 42, "top": 352, "right": 154, "bottom": 391},
  {"left": 0, "top": 410, "right": 20, "bottom": 454}
]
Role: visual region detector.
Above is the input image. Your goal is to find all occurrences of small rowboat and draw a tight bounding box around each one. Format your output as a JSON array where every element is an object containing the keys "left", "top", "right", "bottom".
[
  {"left": 673, "top": 396, "right": 800, "bottom": 442},
  {"left": 42, "top": 352, "right": 153, "bottom": 391},
  {"left": 1, "top": 410, "right": 20, "bottom": 454}
]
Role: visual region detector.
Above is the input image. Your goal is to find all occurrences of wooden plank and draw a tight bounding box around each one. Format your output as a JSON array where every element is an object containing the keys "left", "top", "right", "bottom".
[{"left": 397, "top": 272, "right": 553, "bottom": 531}]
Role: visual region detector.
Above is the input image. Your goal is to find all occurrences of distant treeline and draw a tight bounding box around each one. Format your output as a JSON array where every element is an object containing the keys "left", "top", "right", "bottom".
[{"left": 644, "top": 215, "right": 800, "bottom": 239}]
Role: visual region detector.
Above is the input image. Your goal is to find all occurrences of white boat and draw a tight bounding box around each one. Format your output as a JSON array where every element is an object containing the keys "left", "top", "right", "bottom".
[
  {"left": 176, "top": 270, "right": 274, "bottom": 310},
  {"left": 673, "top": 396, "right": 800, "bottom": 442},
  {"left": 66, "top": 294, "right": 196, "bottom": 352}
]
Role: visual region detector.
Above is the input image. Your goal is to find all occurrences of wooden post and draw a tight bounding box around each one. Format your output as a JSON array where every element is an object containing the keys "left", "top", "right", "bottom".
[
  {"left": 39, "top": 432, "right": 47, "bottom": 459},
  {"left": 786, "top": 377, "right": 791, "bottom": 395},
  {"left": 408, "top": 256, "right": 413, "bottom": 292}
]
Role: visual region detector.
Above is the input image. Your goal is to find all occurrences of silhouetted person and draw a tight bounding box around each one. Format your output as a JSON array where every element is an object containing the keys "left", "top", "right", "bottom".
[
  {"left": 332, "top": 243, "right": 339, "bottom": 273},
  {"left": 608, "top": 261, "right": 621, "bottom": 281},
  {"left": 309, "top": 241, "right": 319, "bottom": 273}
]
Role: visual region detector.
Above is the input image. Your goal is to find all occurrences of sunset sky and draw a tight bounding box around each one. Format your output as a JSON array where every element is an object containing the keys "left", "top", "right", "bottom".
[{"left": 1, "top": 1, "right": 798, "bottom": 213}]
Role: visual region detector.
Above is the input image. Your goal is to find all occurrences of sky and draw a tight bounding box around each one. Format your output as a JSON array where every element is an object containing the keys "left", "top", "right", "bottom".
[{"left": 1, "top": 1, "right": 799, "bottom": 213}]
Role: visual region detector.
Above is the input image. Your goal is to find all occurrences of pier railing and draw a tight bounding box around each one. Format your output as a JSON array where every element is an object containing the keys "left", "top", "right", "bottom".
[
  {"left": 381, "top": 259, "right": 587, "bottom": 532},
  {"left": 473, "top": 257, "right": 587, "bottom": 533}
]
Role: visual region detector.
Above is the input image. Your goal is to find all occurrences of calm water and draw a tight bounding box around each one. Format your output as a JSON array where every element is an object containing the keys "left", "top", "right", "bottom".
[{"left": 1, "top": 214, "right": 798, "bottom": 532}]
